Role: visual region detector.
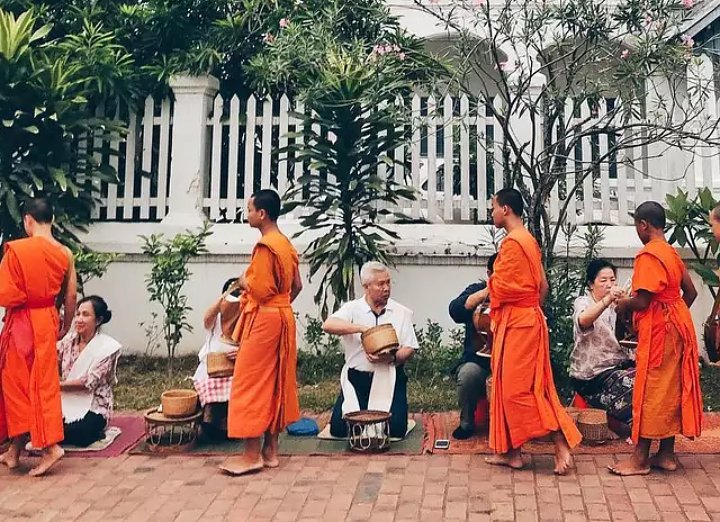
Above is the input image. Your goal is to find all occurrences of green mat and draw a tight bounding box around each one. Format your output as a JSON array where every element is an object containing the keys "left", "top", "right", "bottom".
[{"left": 129, "top": 414, "right": 424, "bottom": 456}]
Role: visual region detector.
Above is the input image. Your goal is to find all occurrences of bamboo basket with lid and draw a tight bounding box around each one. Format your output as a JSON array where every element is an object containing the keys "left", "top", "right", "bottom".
[
  {"left": 207, "top": 352, "right": 235, "bottom": 378},
  {"left": 577, "top": 408, "right": 609, "bottom": 443},
  {"left": 360, "top": 324, "right": 399, "bottom": 355},
  {"left": 160, "top": 389, "right": 199, "bottom": 418}
]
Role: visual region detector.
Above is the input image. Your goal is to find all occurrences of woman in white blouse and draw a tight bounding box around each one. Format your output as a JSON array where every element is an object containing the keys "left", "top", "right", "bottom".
[
  {"left": 57, "top": 296, "right": 121, "bottom": 447},
  {"left": 569, "top": 259, "right": 634, "bottom": 430}
]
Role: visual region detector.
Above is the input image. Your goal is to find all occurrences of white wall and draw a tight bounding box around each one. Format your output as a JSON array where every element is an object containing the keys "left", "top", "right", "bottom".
[{"left": 77, "top": 222, "right": 715, "bottom": 357}]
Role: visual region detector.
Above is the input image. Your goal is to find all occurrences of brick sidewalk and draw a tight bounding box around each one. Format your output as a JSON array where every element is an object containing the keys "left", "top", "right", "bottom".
[{"left": 1, "top": 453, "right": 720, "bottom": 521}]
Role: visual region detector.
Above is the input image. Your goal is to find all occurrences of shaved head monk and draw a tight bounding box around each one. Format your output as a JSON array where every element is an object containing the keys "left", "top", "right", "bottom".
[
  {"left": 487, "top": 188, "right": 581, "bottom": 474},
  {"left": 609, "top": 201, "right": 702, "bottom": 476},
  {"left": 220, "top": 189, "right": 302, "bottom": 476},
  {"left": 0, "top": 197, "right": 77, "bottom": 476}
]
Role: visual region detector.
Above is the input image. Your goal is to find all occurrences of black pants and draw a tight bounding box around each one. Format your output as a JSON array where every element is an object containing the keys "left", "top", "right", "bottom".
[
  {"left": 330, "top": 367, "right": 408, "bottom": 438},
  {"left": 63, "top": 412, "right": 107, "bottom": 447},
  {"left": 453, "top": 361, "right": 490, "bottom": 431}
]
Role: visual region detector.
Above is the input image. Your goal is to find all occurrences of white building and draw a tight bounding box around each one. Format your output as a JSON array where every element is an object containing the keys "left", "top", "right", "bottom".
[{"left": 79, "top": 0, "right": 720, "bottom": 354}]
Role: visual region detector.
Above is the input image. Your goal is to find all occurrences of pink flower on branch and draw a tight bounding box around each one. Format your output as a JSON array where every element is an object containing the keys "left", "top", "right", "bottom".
[
  {"left": 621, "top": 49, "right": 630, "bottom": 59},
  {"left": 498, "top": 60, "right": 516, "bottom": 73},
  {"left": 682, "top": 0, "right": 694, "bottom": 9},
  {"left": 681, "top": 34, "right": 695, "bottom": 48},
  {"left": 263, "top": 32, "right": 275, "bottom": 44},
  {"left": 279, "top": 18, "right": 289, "bottom": 29}
]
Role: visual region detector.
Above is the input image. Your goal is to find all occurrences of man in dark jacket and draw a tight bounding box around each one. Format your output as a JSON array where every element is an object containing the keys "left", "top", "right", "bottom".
[{"left": 448, "top": 254, "right": 496, "bottom": 440}]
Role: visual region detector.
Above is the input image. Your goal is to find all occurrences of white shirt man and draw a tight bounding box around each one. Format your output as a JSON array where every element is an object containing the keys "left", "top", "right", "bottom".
[{"left": 323, "top": 262, "right": 419, "bottom": 438}]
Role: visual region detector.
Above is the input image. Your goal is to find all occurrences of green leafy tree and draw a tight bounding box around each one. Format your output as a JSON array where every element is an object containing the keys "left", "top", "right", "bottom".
[
  {"left": 418, "top": 0, "right": 719, "bottom": 263},
  {"left": 250, "top": 1, "right": 445, "bottom": 316},
  {"left": 4, "top": 0, "right": 410, "bottom": 98},
  {"left": 141, "top": 224, "right": 212, "bottom": 378},
  {"left": 0, "top": 8, "right": 132, "bottom": 244},
  {"left": 666, "top": 187, "right": 720, "bottom": 294},
  {"left": 72, "top": 249, "right": 120, "bottom": 297}
]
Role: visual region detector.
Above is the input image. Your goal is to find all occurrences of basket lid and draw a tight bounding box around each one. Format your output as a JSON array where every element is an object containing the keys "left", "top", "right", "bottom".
[{"left": 343, "top": 409, "right": 392, "bottom": 423}]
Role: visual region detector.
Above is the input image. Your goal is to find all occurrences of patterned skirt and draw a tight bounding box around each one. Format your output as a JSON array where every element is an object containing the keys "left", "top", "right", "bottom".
[{"left": 571, "top": 364, "right": 636, "bottom": 426}]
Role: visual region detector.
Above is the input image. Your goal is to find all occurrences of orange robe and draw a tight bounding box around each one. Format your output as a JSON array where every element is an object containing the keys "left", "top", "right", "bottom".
[
  {"left": 488, "top": 228, "right": 582, "bottom": 453},
  {"left": 630, "top": 239, "right": 702, "bottom": 443},
  {"left": 0, "top": 237, "right": 69, "bottom": 448},
  {"left": 228, "top": 230, "right": 300, "bottom": 438}
]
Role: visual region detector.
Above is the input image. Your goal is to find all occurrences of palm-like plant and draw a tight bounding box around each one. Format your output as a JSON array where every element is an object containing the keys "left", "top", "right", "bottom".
[
  {"left": 0, "top": 8, "right": 131, "bottom": 244},
  {"left": 250, "top": 2, "right": 444, "bottom": 316}
]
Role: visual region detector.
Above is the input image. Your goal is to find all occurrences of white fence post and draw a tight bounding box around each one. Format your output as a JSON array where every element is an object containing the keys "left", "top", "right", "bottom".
[{"left": 163, "top": 74, "right": 219, "bottom": 228}]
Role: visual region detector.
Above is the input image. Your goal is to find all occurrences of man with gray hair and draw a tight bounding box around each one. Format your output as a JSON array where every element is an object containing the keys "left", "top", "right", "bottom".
[{"left": 323, "top": 261, "right": 419, "bottom": 438}]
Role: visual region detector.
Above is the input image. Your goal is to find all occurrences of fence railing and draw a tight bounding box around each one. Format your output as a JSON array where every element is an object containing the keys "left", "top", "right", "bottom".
[{"left": 92, "top": 89, "right": 720, "bottom": 226}]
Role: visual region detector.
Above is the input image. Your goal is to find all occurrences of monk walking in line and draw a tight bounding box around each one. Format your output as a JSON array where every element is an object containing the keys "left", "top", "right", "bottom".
[
  {"left": 220, "top": 189, "right": 302, "bottom": 476},
  {"left": 0, "top": 197, "right": 77, "bottom": 476},
  {"left": 609, "top": 201, "right": 702, "bottom": 476},
  {"left": 486, "top": 188, "right": 581, "bottom": 474}
]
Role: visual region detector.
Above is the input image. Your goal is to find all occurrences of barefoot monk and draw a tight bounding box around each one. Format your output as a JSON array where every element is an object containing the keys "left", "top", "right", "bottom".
[
  {"left": 220, "top": 189, "right": 302, "bottom": 476},
  {"left": 610, "top": 201, "right": 702, "bottom": 476},
  {"left": 0, "top": 197, "right": 77, "bottom": 476},
  {"left": 487, "top": 188, "right": 581, "bottom": 474}
]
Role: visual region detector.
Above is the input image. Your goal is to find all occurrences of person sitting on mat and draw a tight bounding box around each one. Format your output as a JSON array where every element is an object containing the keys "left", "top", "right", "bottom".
[
  {"left": 570, "top": 259, "right": 634, "bottom": 433},
  {"left": 193, "top": 277, "right": 241, "bottom": 439},
  {"left": 323, "top": 261, "right": 419, "bottom": 439},
  {"left": 57, "top": 296, "right": 121, "bottom": 447},
  {"left": 448, "top": 253, "right": 496, "bottom": 440}
]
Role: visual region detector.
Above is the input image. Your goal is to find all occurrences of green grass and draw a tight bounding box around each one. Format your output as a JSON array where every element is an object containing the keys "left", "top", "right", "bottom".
[
  {"left": 116, "top": 354, "right": 720, "bottom": 414},
  {"left": 115, "top": 354, "right": 458, "bottom": 412}
]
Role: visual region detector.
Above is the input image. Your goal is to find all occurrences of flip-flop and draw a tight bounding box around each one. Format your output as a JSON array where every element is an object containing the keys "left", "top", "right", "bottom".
[
  {"left": 607, "top": 465, "right": 650, "bottom": 476},
  {"left": 219, "top": 461, "right": 264, "bottom": 476}
]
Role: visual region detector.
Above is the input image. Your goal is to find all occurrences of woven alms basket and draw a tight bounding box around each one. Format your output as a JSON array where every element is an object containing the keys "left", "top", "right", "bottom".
[
  {"left": 207, "top": 352, "right": 235, "bottom": 378},
  {"left": 361, "top": 324, "right": 399, "bottom": 355},
  {"left": 577, "top": 408, "right": 608, "bottom": 443}
]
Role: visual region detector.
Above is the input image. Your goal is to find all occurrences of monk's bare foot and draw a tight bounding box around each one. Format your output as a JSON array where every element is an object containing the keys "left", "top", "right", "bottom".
[
  {"left": 608, "top": 457, "right": 650, "bottom": 476},
  {"left": 650, "top": 453, "right": 678, "bottom": 471},
  {"left": 485, "top": 451, "right": 523, "bottom": 470},
  {"left": 262, "top": 453, "right": 280, "bottom": 468},
  {"left": 262, "top": 433, "right": 279, "bottom": 468},
  {"left": 0, "top": 450, "right": 19, "bottom": 470},
  {"left": 28, "top": 445, "right": 64, "bottom": 477},
  {"left": 553, "top": 432, "right": 574, "bottom": 475},
  {"left": 219, "top": 455, "right": 263, "bottom": 476}
]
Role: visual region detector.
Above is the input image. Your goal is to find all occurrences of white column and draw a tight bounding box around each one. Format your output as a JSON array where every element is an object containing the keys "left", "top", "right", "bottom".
[{"left": 162, "top": 74, "right": 220, "bottom": 228}]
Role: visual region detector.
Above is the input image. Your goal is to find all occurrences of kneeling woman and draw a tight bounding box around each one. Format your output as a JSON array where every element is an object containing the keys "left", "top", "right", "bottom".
[
  {"left": 57, "top": 296, "right": 121, "bottom": 447},
  {"left": 570, "top": 259, "right": 635, "bottom": 431}
]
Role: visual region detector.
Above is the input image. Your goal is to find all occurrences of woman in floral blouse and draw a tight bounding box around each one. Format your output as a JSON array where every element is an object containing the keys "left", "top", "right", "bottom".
[
  {"left": 57, "top": 295, "right": 121, "bottom": 447},
  {"left": 569, "top": 259, "right": 635, "bottom": 431}
]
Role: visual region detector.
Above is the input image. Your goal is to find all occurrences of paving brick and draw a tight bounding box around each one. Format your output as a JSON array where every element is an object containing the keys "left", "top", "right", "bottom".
[{"left": 9, "top": 449, "right": 720, "bottom": 521}]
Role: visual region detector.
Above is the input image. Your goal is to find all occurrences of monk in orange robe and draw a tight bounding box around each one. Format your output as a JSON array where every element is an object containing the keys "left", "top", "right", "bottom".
[
  {"left": 220, "top": 189, "right": 302, "bottom": 476},
  {"left": 487, "top": 188, "right": 581, "bottom": 474},
  {"left": 0, "top": 197, "right": 77, "bottom": 476},
  {"left": 609, "top": 201, "right": 702, "bottom": 476}
]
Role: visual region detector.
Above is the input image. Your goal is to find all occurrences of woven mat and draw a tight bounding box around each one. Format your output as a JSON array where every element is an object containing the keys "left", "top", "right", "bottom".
[{"left": 422, "top": 411, "right": 720, "bottom": 454}]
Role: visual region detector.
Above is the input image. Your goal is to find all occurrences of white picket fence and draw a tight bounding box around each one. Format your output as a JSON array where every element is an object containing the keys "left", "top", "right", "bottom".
[{"left": 92, "top": 92, "right": 720, "bottom": 225}]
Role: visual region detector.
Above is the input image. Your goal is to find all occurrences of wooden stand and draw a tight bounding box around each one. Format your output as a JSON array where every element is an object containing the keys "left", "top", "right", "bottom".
[{"left": 143, "top": 407, "right": 202, "bottom": 454}]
